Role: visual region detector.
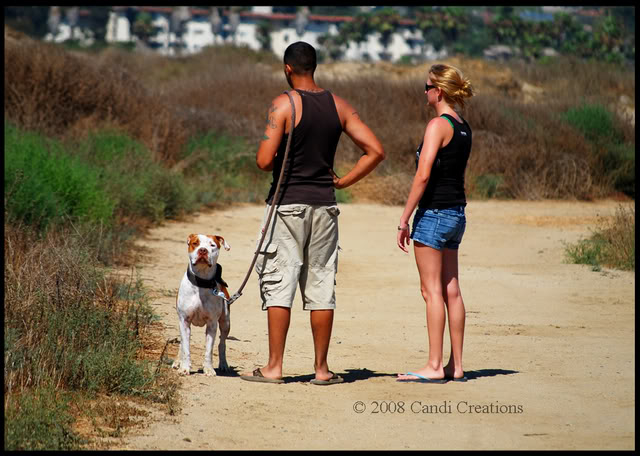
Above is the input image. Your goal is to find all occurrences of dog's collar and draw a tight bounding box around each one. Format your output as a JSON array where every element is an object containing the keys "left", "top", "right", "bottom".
[{"left": 186, "top": 264, "right": 228, "bottom": 290}]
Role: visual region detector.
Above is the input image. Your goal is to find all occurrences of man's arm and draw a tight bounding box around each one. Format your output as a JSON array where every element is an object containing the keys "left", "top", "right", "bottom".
[
  {"left": 331, "top": 95, "right": 385, "bottom": 189},
  {"left": 256, "top": 94, "right": 289, "bottom": 171}
]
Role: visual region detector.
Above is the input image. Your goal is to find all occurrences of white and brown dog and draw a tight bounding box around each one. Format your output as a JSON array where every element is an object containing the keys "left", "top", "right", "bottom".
[{"left": 173, "top": 233, "right": 231, "bottom": 376}]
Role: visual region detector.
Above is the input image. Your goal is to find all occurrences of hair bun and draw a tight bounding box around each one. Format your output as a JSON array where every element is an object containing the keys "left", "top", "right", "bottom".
[{"left": 459, "top": 79, "right": 474, "bottom": 98}]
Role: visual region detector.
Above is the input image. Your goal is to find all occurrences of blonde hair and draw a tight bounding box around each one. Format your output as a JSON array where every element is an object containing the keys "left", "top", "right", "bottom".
[{"left": 428, "top": 63, "right": 475, "bottom": 109}]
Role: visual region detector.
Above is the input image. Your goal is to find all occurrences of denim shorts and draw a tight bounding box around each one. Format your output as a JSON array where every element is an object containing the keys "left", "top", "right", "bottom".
[{"left": 411, "top": 205, "right": 466, "bottom": 250}]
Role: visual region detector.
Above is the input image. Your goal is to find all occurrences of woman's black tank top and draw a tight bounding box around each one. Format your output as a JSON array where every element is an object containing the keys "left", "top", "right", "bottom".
[
  {"left": 266, "top": 89, "right": 343, "bottom": 206},
  {"left": 415, "top": 113, "right": 472, "bottom": 209}
]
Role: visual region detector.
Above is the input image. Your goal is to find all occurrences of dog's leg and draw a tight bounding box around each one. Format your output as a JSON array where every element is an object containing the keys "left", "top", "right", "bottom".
[
  {"left": 203, "top": 321, "right": 217, "bottom": 376},
  {"left": 171, "top": 334, "right": 182, "bottom": 370},
  {"left": 176, "top": 318, "right": 192, "bottom": 376},
  {"left": 217, "top": 306, "right": 231, "bottom": 372}
]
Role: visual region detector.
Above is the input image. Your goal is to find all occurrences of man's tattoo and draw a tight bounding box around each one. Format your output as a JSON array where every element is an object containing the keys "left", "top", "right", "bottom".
[
  {"left": 262, "top": 134, "right": 270, "bottom": 141},
  {"left": 266, "top": 104, "right": 277, "bottom": 129},
  {"left": 351, "top": 111, "right": 360, "bottom": 120}
]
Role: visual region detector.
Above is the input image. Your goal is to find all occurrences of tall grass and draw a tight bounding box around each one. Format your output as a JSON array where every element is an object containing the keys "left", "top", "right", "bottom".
[
  {"left": 71, "top": 129, "right": 198, "bottom": 221},
  {"left": 179, "top": 132, "right": 271, "bottom": 204},
  {"left": 563, "top": 103, "right": 635, "bottom": 197},
  {"left": 4, "top": 29, "right": 190, "bottom": 164},
  {"left": 3, "top": 220, "right": 177, "bottom": 449},
  {"left": 4, "top": 387, "right": 83, "bottom": 450},
  {"left": 564, "top": 204, "right": 635, "bottom": 271},
  {"left": 4, "top": 122, "right": 116, "bottom": 231},
  {"left": 5, "top": 33, "right": 635, "bottom": 203},
  {"left": 127, "top": 47, "right": 634, "bottom": 203}
]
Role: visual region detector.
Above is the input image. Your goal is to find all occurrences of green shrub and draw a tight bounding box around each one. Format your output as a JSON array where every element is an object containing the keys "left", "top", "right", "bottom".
[
  {"left": 335, "top": 188, "right": 353, "bottom": 203},
  {"left": 472, "top": 174, "right": 506, "bottom": 199},
  {"left": 564, "top": 235, "right": 608, "bottom": 271},
  {"left": 74, "top": 130, "right": 198, "bottom": 221},
  {"left": 180, "top": 132, "right": 271, "bottom": 204},
  {"left": 563, "top": 103, "right": 624, "bottom": 144},
  {"left": 602, "top": 143, "right": 635, "bottom": 198},
  {"left": 562, "top": 104, "right": 634, "bottom": 197},
  {"left": 4, "top": 386, "right": 84, "bottom": 450},
  {"left": 4, "top": 213, "right": 177, "bottom": 449},
  {"left": 565, "top": 204, "right": 635, "bottom": 271},
  {"left": 4, "top": 226, "right": 158, "bottom": 398},
  {"left": 4, "top": 122, "right": 116, "bottom": 231}
]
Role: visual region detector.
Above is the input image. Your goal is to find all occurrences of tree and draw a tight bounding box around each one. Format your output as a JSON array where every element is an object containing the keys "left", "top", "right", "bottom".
[
  {"left": 171, "top": 6, "right": 191, "bottom": 53},
  {"left": 65, "top": 7, "right": 79, "bottom": 41},
  {"left": 5, "top": 6, "right": 50, "bottom": 38},
  {"left": 47, "top": 6, "right": 61, "bottom": 36},
  {"left": 592, "top": 11, "right": 629, "bottom": 63},
  {"left": 81, "top": 7, "right": 111, "bottom": 43},
  {"left": 256, "top": 20, "right": 273, "bottom": 51},
  {"left": 369, "top": 7, "right": 402, "bottom": 60},
  {"left": 210, "top": 7, "right": 222, "bottom": 42},
  {"left": 227, "top": 6, "right": 241, "bottom": 45},
  {"left": 317, "top": 33, "right": 346, "bottom": 62},
  {"left": 132, "top": 11, "right": 156, "bottom": 46},
  {"left": 415, "top": 7, "right": 471, "bottom": 55},
  {"left": 295, "top": 6, "right": 310, "bottom": 37},
  {"left": 339, "top": 12, "right": 373, "bottom": 51}
]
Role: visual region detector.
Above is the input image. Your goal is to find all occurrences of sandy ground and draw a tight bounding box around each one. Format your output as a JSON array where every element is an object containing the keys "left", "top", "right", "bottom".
[{"left": 115, "top": 200, "right": 634, "bottom": 450}]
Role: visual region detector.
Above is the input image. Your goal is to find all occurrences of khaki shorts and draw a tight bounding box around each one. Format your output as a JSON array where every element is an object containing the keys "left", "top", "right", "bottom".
[{"left": 255, "top": 204, "right": 340, "bottom": 311}]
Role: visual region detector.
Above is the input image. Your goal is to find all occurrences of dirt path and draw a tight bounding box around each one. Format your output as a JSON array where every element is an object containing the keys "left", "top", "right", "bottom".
[{"left": 115, "top": 200, "right": 634, "bottom": 450}]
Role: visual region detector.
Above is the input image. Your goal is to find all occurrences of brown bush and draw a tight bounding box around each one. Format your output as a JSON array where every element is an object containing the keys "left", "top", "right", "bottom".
[
  {"left": 152, "top": 50, "right": 633, "bottom": 203},
  {"left": 4, "top": 30, "right": 634, "bottom": 203},
  {"left": 4, "top": 28, "right": 190, "bottom": 165}
]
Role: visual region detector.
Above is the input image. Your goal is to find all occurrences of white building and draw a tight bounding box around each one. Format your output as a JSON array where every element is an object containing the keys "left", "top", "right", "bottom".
[
  {"left": 44, "top": 7, "right": 446, "bottom": 62},
  {"left": 104, "top": 7, "right": 447, "bottom": 62}
]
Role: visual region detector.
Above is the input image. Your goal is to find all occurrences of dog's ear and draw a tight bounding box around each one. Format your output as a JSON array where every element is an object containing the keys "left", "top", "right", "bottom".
[
  {"left": 187, "top": 233, "right": 198, "bottom": 245},
  {"left": 209, "top": 235, "right": 230, "bottom": 251}
]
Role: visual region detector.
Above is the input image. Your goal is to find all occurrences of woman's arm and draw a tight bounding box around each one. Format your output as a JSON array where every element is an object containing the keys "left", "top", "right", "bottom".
[{"left": 397, "top": 117, "right": 449, "bottom": 252}]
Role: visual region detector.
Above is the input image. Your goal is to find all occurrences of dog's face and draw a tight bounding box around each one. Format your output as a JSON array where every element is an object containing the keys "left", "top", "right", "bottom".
[{"left": 187, "top": 234, "right": 230, "bottom": 269}]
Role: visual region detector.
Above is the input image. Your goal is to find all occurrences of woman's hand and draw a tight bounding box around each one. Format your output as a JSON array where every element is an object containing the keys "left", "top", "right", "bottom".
[{"left": 397, "top": 223, "right": 410, "bottom": 253}]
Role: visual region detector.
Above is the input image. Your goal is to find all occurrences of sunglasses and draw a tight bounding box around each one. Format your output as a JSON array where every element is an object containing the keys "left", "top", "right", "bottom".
[{"left": 425, "top": 83, "right": 438, "bottom": 92}]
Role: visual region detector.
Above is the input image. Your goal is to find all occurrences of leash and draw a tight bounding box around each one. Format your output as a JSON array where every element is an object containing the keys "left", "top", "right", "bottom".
[{"left": 226, "top": 90, "right": 296, "bottom": 306}]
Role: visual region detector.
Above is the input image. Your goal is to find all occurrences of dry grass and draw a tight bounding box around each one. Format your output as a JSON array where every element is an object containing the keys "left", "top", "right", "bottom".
[
  {"left": 4, "top": 30, "right": 634, "bottom": 203},
  {"left": 3, "top": 219, "right": 180, "bottom": 449},
  {"left": 4, "top": 27, "right": 190, "bottom": 165},
  {"left": 564, "top": 204, "right": 635, "bottom": 271}
]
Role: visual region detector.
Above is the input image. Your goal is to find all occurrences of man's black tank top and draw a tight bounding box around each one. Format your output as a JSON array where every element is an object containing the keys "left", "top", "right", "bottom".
[
  {"left": 415, "top": 113, "right": 472, "bottom": 209},
  {"left": 266, "top": 89, "right": 343, "bottom": 206}
]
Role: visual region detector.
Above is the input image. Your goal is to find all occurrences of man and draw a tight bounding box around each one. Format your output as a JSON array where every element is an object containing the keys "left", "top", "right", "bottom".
[{"left": 240, "top": 41, "right": 384, "bottom": 385}]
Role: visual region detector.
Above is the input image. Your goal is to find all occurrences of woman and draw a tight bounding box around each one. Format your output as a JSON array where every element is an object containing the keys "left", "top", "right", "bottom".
[{"left": 397, "top": 64, "right": 474, "bottom": 383}]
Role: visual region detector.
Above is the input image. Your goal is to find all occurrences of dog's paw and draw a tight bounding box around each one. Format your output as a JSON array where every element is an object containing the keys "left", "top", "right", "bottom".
[
  {"left": 218, "top": 361, "right": 230, "bottom": 373},
  {"left": 178, "top": 365, "right": 191, "bottom": 376},
  {"left": 203, "top": 365, "right": 217, "bottom": 377},
  {"left": 171, "top": 360, "right": 180, "bottom": 370}
]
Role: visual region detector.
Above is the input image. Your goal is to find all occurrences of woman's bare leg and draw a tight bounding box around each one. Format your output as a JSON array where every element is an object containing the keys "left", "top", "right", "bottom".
[
  {"left": 397, "top": 242, "right": 446, "bottom": 380},
  {"left": 442, "top": 248, "right": 466, "bottom": 379}
]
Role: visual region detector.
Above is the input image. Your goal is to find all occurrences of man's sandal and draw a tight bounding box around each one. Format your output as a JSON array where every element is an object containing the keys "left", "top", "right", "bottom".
[{"left": 240, "top": 368, "right": 285, "bottom": 384}]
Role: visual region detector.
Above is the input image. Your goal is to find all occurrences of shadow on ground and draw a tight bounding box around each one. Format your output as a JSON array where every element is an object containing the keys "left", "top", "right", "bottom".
[{"left": 197, "top": 367, "right": 519, "bottom": 383}]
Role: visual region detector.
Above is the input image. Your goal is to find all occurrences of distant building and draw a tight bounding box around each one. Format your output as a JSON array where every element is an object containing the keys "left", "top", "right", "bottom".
[
  {"left": 101, "top": 6, "right": 447, "bottom": 62},
  {"left": 44, "top": 8, "right": 96, "bottom": 45},
  {"left": 47, "top": 6, "right": 601, "bottom": 62}
]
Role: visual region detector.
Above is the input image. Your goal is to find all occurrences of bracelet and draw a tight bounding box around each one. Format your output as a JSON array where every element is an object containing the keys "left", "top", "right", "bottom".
[{"left": 397, "top": 225, "right": 409, "bottom": 231}]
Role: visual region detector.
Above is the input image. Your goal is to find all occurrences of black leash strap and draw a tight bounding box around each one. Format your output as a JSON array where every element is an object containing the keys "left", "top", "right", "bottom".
[{"left": 227, "top": 90, "right": 296, "bottom": 305}]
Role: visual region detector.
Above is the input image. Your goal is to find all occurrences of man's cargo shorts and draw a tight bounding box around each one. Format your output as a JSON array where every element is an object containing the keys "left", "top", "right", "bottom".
[{"left": 255, "top": 204, "right": 340, "bottom": 311}]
